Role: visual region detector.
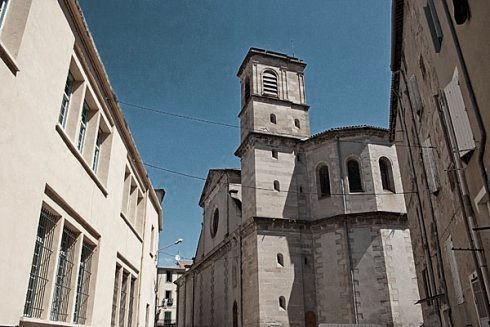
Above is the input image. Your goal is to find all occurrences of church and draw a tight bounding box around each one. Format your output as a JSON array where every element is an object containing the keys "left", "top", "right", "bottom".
[{"left": 175, "top": 48, "right": 422, "bottom": 327}]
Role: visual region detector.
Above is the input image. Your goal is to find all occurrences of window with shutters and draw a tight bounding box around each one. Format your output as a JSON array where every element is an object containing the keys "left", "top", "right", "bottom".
[
  {"left": 407, "top": 75, "right": 423, "bottom": 114},
  {"left": 317, "top": 164, "right": 331, "bottom": 198},
  {"left": 347, "top": 159, "right": 363, "bottom": 193},
  {"left": 262, "top": 70, "right": 278, "bottom": 97},
  {"left": 443, "top": 68, "right": 475, "bottom": 160},
  {"left": 424, "top": 0, "right": 443, "bottom": 53},
  {"left": 422, "top": 138, "right": 440, "bottom": 194},
  {"left": 445, "top": 236, "right": 464, "bottom": 304},
  {"left": 471, "top": 273, "right": 489, "bottom": 323}
]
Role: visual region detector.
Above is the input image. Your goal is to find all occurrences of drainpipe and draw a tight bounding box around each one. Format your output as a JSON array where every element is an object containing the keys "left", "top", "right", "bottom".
[
  {"left": 396, "top": 85, "right": 443, "bottom": 325},
  {"left": 440, "top": 0, "right": 490, "bottom": 214},
  {"left": 240, "top": 233, "right": 244, "bottom": 327},
  {"left": 439, "top": 94, "right": 490, "bottom": 319}
]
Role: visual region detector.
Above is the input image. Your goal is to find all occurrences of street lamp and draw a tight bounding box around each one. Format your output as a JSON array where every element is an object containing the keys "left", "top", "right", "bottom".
[{"left": 156, "top": 238, "right": 183, "bottom": 254}]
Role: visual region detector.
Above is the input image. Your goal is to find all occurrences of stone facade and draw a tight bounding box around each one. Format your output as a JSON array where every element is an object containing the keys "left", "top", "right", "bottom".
[
  {"left": 176, "top": 48, "right": 422, "bottom": 327},
  {"left": 390, "top": 0, "right": 490, "bottom": 326},
  {"left": 0, "top": 1, "right": 162, "bottom": 326}
]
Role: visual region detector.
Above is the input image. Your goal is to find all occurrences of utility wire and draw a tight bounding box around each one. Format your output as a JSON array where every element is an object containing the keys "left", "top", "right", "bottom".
[{"left": 118, "top": 100, "right": 436, "bottom": 149}]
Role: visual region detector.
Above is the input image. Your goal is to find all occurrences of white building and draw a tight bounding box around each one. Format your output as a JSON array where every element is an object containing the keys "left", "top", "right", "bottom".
[
  {"left": 0, "top": 1, "right": 162, "bottom": 326},
  {"left": 176, "top": 48, "right": 423, "bottom": 327},
  {"left": 156, "top": 267, "right": 186, "bottom": 326}
]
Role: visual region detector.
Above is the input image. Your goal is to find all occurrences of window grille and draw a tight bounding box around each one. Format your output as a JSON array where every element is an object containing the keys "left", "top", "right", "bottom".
[
  {"left": 51, "top": 228, "right": 76, "bottom": 321},
  {"left": 127, "top": 278, "right": 136, "bottom": 327},
  {"left": 77, "top": 102, "right": 89, "bottom": 151},
  {"left": 23, "top": 209, "right": 57, "bottom": 318},
  {"left": 318, "top": 165, "right": 331, "bottom": 197},
  {"left": 0, "top": 0, "right": 8, "bottom": 29},
  {"left": 263, "top": 71, "right": 278, "bottom": 96},
  {"left": 347, "top": 159, "right": 363, "bottom": 192},
  {"left": 59, "top": 73, "right": 74, "bottom": 127},
  {"left": 119, "top": 272, "right": 129, "bottom": 327},
  {"left": 92, "top": 129, "right": 102, "bottom": 172},
  {"left": 110, "top": 268, "right": 120, "bottom": 327},
  {"left": 73, "top": 244, "right": 94, "bottom": 324}
]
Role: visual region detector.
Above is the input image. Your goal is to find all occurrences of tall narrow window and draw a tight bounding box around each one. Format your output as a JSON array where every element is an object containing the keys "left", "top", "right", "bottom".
[
  {"left": 263, "top": 70, "right": 278, "bottom": 96},
  {"left": 424, "top": 0, "right": 443, "bottom": 52},
  {"left": 164, "top": 311, "right": 172, "bottom": 325},
  {"left": 273, "top": 180, "right": 280, "bottom": 192},
  {"left": 51, "top": 228, "right": 77, "bottom": 322},
  {"left": 272, "top": 150, "right": 278, "bottom": 159},
  {"left": 119, "top": 272, "right": 129, "bottom": 327},
  {"left": 24, "top": 209, "right": 57, "bottom": 318},
  {"left": 347, "top": 159, "right": 363, "bottom": 192},
  {"left": 277, "top": 253, "right": 284, "bottom": 267},
  {"left": 110, "top": 268, "right": 120, "bottom": 327},
  {"left": 73, "top": 244, "right": 94, "bottom": 324},
  {"left": 166, "top": 271, "right": 172, "bottom": 282},
  {"left": 77, "top": 102, "right": 89, "bottom": 151},
  {"left": 318, "top": 165, "right": 331, "bottom": 198},
  {"left": 211, "top": 208, "right": 219, "bottom": 238},
  {"left": 294, "top": 119, "right": 300, "bottom": 129},
  {"left": 92, "top": 129, "right": 102, "bottom": 172},
  {"left": 127, "top": 278, "right": 136, "bottom": 327},
  {"left": 233, "top": 301, "right": 238, "bottom": 327},
  {"left": 379, "top": 157, "right": 395, "bottom": 192},
  {"left": 270, "top": 113, "right": 277, "bottom": 124},
  {"left": 0, "top": 0, "right": 9, "bottom": 30},
  {"left": 244, "top": 77, "right": 250, "bottom": 101},
  {"left": 59, "top": 73, "right": 74, "bottom": 127}
]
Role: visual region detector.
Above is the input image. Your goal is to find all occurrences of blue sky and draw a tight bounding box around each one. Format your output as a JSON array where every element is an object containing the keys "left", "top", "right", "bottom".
[{"left": 78, "top": 0, "right": 392, "bottom": 266}]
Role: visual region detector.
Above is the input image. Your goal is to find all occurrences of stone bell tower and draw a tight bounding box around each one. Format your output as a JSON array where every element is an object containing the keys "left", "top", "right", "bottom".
[{"left": 235, "top": 48, "right": 310, "bottom": 221}]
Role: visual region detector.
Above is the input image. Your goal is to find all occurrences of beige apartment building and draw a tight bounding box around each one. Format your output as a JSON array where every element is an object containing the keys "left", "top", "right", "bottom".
[
  {"left": 390, "top": 0, "right": 490, "bottom": 326},
  {"left": 156, "top": 267, "right": 186, "bottom": 326},
  {"left": 0, "top": 1, "right": 163, "bottom": 326},
  {"left": 176, "top": 48, "right": 422, "bottom": 327}
]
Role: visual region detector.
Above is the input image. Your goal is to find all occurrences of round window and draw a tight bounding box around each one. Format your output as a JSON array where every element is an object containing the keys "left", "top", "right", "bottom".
[{"left": 211, "top": 208, "right": 219, "bottom": 237}]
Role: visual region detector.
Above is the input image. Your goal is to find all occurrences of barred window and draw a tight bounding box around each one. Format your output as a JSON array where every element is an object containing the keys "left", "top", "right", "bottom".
[
  {"left": 73, "top": 244, "right": 94, "bottom": 324},
  {"left": 127, "top": 277, "right": 136, "bottom": 327},
  {"left": 111, "top": 265, "right": 137, "bottom": 327},
  {"left": 23, "top": 208, "right": 57, "bottom": 318},
  {"left": 119, "top": 271, "right": 129, "bottom": 327},
  {"left": 263, "top": 70, "right": 278, "bottom": 97},
  {"left": 110, "top": 268, "right": 120, "bottom": 327}
]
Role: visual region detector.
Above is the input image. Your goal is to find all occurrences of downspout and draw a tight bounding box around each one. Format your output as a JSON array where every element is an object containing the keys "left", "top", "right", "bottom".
[
  {"left": 396, "top": 85, "right": 443, "bottom": 325},
  {"left": 192, "top": 271, "right": 196, "bottom": 327},
  {"left": 440, "top": 0, "right": 490, "bottom": 213},
  {"left": 240, "top": 234, "right": 244, "bottom": 327},
  {"left": 439, "top": 94, "right": 490, "bottom": 318},
  {"left": 337, "top": 136, "right": 357, "bottom": 322},
  {"left": 136, "top": 192, "right": 149, "bottom": 327}
]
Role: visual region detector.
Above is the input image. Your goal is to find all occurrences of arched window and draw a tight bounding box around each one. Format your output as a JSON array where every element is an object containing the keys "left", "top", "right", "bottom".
[
  {"left": 210, "top": 208, "right": 219, "bottom": 237},
  {"left": 263, "top": 70, "right": 278, "bottom": 97},
  {"left": 379, "top": 157, "right": 395, "bottom": 192},
  {"left": 279, "top": 296, "right": 286, "bottom": 310},
  {"left": 277, "top": 253, "right": 284, "bottom": 267},
  {"left": 317, "top": 165, "right": 331, "bottom": 198},
  {"left": 232, "top": 301, "right": 238, "bottom": 327},
  {"left": 244, "top": 77, "right": 251, "bottom": 101},
  {"left": 273, "top": 180, "right": 280, "bottom": 192},
  {"left": 270, "top": 113, "right": 277, "bottom": 124},
  {"left": 347, "top": 159, "right": 363, "bottom": 192},
  {"left": 294, "top": 119, "right": 300, "bottom": 129}
]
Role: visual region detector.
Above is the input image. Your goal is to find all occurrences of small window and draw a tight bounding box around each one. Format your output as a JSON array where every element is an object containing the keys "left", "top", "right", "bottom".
[
  {"left": 347, "top": 159, "right": 363, "bottom": 192},
  {"left": 279, "top": 296, "right": 286, "bottom": 310},
  {"left": 299, "top": 186, "right": 303, "bottom": 193},
  {"left": 272, "top": 150, "right": 278, "bottom": 159},
  {"left": 379, "top": 157, "right": 395, "bottom": 192},
  {"left": 304, "top": 256, "right": 308, "bottom": 265},
  {"left": 317, "top": 165, "right": 331, "bottom": 198},
  {"left": 277, "top": 253, "right": 284, "bottom": 267},
  {"left": 270, "top": 113, "right": 277, "bottom": 124},
  {"left": 0, "top": 0, "right": 9, "bottom": 30},
  {"left": 263, "top": 70, "right": 278, "bottom": 97},
  {"left": 211, "top": 208, "right": 219, "bottom": 237},
  {"left": 424, "top": 0, "right": 443, "bottom": 52},
  {"left": 244, "top": 77, "right": 251, "bottom": 101},
  {"left": 273, "top": 180, "right": 280, "bottom": 192},
  {"left": 294, "top": 119, "right": 300, "bottom": 129},
  {"left": 166, "top": 271, "right": 172, "bottom": 282}
]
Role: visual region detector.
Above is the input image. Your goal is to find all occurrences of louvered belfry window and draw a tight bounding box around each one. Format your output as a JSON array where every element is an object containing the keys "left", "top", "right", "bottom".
[{"left": 263, "top": 70, "right": 278, "bottom": 97}]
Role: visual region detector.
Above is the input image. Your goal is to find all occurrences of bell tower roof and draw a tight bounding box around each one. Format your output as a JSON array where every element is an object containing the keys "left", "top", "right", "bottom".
[{"left": 237, "top": 47, "right": 306, "bottom": 78}]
